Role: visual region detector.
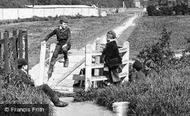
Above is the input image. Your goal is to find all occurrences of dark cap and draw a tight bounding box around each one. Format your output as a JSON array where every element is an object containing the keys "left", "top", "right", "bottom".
[
  {"left": 17, "top": 58, "right": 28, "bottom": 68},
  {"left": 133, "top": 60, "right": 143, "bottom": 71},
  {"left": 59, "top": 18, "right": 68, "bottom": 24},
  {"left": 107, "top": 30, "right": 116, "bottom": 39}
]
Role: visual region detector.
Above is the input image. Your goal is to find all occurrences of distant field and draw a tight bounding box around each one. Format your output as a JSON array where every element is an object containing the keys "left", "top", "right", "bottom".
[
  {"left": 0, "top": 12, "right": 132, "bottom": 68},
  {"left": 126, "top": 15, "right": 190, "bottom": 57}
]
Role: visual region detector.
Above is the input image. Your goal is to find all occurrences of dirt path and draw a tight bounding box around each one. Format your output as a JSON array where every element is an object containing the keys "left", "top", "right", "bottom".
[
  {"left": 54, "top": 97, "right": 115, "bottom": 116},
  {"left": 51, "top": 10, "right": 144, "bottom": 116}
]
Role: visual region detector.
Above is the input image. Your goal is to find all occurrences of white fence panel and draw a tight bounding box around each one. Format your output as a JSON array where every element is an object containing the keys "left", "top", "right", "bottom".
[
  {"left": 18, "top": 8, "right": 33, "bottom": 19},
  {"left": 0, "top": 9, "right": 3, "bottom": 20},
  {"left": 3, "top": 9, "right": 18, "bottom": 20},
  {"left": 33, "top": 8, "right": 44, "bottom": 17},
  {"left": 54, "top": 8, "right": 64, "bottom": 16},
  {"left": 0, "top": 7, "right": 100, "bottom": 20},
  {"left": 44, "top": 8, "right": 56, "bottom": 17}
]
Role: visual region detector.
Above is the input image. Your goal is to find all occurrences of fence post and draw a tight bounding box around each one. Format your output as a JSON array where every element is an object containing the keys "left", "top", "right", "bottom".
[
  {"left": 93, "top": 40, "right": 101, "bottom": 88},
  {"left": 18, "top": 30, "right": 23, "bottom": 59},
  {"left": 22, "top": 30, "right": 28, "bottom": 67},
  {"left": 85, "top": 44, "right": 92, "bottom": 91},
  {"left": 122, "top": 41, "right": 130, "bottom": 82},
  {"left": 3, "top": 30, "right": 10, "bottom": 72},
  {"left": 11, "top": 29, "right": 18, "bottom": 71},
  {"left": 49, "top": 43, "right": 56, "bottom": 65},
  {"left": 39, "top": 42, "right": 47, "bottom": 86}
]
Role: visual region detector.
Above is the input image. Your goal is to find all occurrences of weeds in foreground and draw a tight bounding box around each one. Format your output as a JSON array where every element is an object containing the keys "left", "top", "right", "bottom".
[
  {"left": 74, "top": 27, "right": 190, "bottom": 115},
  {"left": 0, "top": 71, "right": 54, "bottom": 116}
]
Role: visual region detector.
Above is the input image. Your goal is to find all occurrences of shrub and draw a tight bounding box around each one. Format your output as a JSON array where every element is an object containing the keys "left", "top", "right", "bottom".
[
  {"left": 137, "top": 27, "right": 174, "bottom": 73},
  {"left": 146, "top": 5, "right": 159, "bottom": 16},
  {"left": 159, "top": 6, "right": 173, "bottom": 16},
  {"left": 0, "top": 71, "right": 54, "bottom": 116}
]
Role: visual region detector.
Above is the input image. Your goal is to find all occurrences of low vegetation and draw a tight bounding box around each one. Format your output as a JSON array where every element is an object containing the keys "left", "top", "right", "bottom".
[
  {"left": 74, "top": 15, "right": 190, "bottom": 115},
  {"left": 0, "top": 70, "right": 54, "bottom": 116}
]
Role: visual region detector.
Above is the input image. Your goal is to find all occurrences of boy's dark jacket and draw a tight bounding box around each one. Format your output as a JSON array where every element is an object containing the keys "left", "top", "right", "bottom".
[
  {"left": 17, "top": 69, "right": 34, "bottom": 86},
  {"left": 44, "top": 27, "right": 71, "bottom": 45},
  {"left": 102, "top": 41, "right": 122, "bottom": 69}
]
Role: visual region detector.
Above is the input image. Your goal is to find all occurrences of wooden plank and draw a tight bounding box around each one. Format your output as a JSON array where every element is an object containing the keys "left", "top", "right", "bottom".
[
  {"left": 85, "top": 44, "right": 92, "bottom": 91},
  {"left": 73, "top": 74, "right": 85, "bottom": 81},
  {"left": 23, "top": 30, "right": 28, "bottom": 67},
  {"left": 49, "top": 43, "right": 56, "bottom": 65},
  {"left": 3, "top": 31, "right": 9, "bottom": 72},
  {"left": 39, "top": 41, "right": 46, "bottom": 86},
  {"left": 122, "top": 41, "right": 130, "bottom": 82},
  {"left": 11, "top": 30, "right": 18, "bottom": 71},
  {"left": 56, "top": 57, "right": 85, "bottom": 85},
  {"left": 122, "top": 60, "right": 134, "bottom": 65},
  {"left": 91, "top": 63, "right": 104, "bottom": 69},
  {"left": 119, "top": 47, "right": 128, "bottom": 53},
  {"left": 91, "top": 52, "right": 101, "bottom": 56},
  {"left": 73, "top": 74, "right": 107, "bottom": 82},
  {"left": 91, "top": 76, "right": 107, "bottom": 81},
  {"left": 18, "top": 30, "right": 23, "bottom": 58}
]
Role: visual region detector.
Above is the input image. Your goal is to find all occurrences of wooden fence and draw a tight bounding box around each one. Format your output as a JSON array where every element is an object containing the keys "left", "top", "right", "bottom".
[
  {"left": 39, "top": 41, "right": 132, "bottom": 91},
  {"left": 0, "top": 30, "right": 28, "bottom": 73},
  {"left": 73, "top": 41, "right": 131, "bottom": 91}
]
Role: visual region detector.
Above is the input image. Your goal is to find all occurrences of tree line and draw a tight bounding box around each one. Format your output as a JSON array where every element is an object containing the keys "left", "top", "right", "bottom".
[{"left": 0, "top": 0, "right": 135, "bottom": 8}]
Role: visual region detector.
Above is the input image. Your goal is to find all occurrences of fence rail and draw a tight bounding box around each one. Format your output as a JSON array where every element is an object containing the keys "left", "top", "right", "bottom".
[{"left": 0, "top": 30, "right": 28, "bottom": 73}]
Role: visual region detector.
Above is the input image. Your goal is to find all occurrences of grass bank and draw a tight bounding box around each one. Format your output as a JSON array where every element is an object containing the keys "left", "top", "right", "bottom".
[
  {"left": 0, "top": 71, "right": 54, "bottom": 116},
  {"left": 127, "top": 15, "right": 190, "bottom": 55},
  {"left": 73, "top": 15, "right": 190, "bottom": 115}
]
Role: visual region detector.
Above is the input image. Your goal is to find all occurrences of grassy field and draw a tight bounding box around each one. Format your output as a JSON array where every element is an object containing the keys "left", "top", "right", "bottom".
[
  {"left": 126, "top": 15, "right": 190, "bottom": 56},
  {"left": 0, "top": 12, "right": 133, "bottom": 68}
]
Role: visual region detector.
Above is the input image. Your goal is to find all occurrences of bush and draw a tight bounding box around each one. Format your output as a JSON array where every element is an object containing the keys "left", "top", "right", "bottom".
[
  {"left": 146, "top": 5, "right": 159, "bottom": 16},
  {"left": 137, "top": 27, "right": 174, "bottom": 73},
  {"left": 147, "top": 3, "right": 189, "bottom": 16},
  {"left": 159, "top": 6, "right": 173, "bottom": 16},
  {"left": 0, "top": 71, "right": 54, "bottom": 116}
]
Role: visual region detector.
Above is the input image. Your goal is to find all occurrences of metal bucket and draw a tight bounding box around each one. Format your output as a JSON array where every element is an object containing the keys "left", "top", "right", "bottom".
[{"left": 112, "top": 102, "right": 129, "bottom": 116}]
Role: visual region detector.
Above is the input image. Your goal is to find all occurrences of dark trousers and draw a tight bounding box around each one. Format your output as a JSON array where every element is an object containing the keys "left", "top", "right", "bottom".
[
  {"left": 48, "top": 43, "right": 70, "bottom": 74},
  {"left": 38, "top": 84, "right": 59, "bottom": 103}
]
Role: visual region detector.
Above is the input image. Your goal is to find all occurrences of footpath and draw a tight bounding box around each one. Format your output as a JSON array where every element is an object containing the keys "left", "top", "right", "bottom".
[{"left": 29, "top": 8, "right": 144, "bottom": 116}]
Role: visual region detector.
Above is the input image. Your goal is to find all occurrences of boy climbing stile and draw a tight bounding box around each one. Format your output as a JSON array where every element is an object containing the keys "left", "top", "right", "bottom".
[{"left": 43, "top": 19, "right": 71, "bottom": 79}]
